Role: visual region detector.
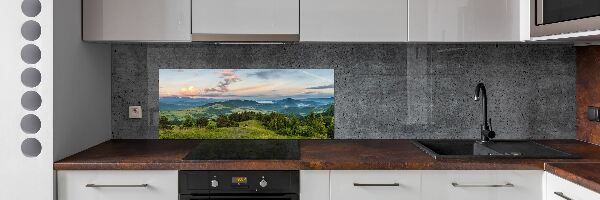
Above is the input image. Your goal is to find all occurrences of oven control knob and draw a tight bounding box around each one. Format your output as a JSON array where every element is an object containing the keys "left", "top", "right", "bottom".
[
  {"left": 211, "top": 180, "right": 219, "bottom": 188},
  {"left": 259, "top": 179, "right": 268, "bottom": 188}
]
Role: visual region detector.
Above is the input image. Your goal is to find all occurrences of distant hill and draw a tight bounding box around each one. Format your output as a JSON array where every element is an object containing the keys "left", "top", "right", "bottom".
[
  {"left": 160, "top": 97, "right": 334, "bottom": 119},
  {"left": 203, "top": 100, "right": 261, "bottom": 108},
  {"left": 302, "top": 97, "right": 334, "bottom": 105},
  {"left": 159, "top": 97, "right": 221, "bottom": 111}
]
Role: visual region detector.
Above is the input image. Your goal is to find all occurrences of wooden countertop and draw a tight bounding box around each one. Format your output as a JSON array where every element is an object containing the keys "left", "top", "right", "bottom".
[
  {"left": 54, "top": 139, "right": 600, "bottom": 170},
  {"left": 54, "top": 139, "right": 600, "bottom": 193},
  {"left": 545, "top": 162, "right": 600, "bottom": 194}
]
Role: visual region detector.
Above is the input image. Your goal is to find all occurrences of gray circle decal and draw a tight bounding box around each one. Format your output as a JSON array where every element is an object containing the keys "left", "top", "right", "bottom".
[
  {"left": 21, "top": 44, "right": 41, "bottom": 64},
  {"left": 21, "top": 114, "right": 41, "bottom": 134},
  {"left": 21, "top": 91, "right": 42, "bottom": 111},
  {"left": 21, "top": 68, "right": 41, "bottom": 87},
  {"left": 21, "top": 20, "right": 41, "bottom": 41},
  {"left": 21, "top": 0, "right": 41, "bottom": 17},
  {"left": 21, "top": 138, "right": 42, "bottom": 157}
]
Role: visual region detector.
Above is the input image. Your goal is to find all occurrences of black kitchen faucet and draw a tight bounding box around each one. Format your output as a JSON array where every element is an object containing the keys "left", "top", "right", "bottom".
[{"left": 474, "top": 83, "right": 495, "bottom": 142}]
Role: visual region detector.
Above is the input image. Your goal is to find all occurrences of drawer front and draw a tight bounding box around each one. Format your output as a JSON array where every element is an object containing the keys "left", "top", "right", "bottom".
[
  {"left": 330, "top": 170, "right": 420, "bottom": 200},
  {"left": 545, "top": 172, "right": 600, "bottom": 200},
  {"left": 422, "top": 170, "right": 543, "bottom": 200},
  {"left": 57, "top": 170, "right": 178, "bottom": 200}
]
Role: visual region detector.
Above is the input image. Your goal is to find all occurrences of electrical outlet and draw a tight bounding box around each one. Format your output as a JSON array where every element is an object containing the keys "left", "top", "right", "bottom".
[{"left": 129, "top": 106, "right": 142, "bottom": 119}]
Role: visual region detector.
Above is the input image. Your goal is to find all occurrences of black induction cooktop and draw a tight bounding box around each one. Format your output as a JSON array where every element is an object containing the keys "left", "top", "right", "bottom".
[{"left": 183, "top": 140, "right": 300, "bottom": 160}]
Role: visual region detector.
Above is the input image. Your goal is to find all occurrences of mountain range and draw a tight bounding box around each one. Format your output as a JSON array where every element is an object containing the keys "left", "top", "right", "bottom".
[
  {"left": 160, "top": 97, "right": 334, "bottom": 118},
  {"left": 161, "top": 97, "right": 333, "bottom": 110}
]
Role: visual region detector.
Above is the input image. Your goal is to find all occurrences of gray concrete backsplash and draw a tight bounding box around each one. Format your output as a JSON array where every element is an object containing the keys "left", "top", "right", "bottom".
[{"left": 111, "top": 43, "right": 576, "bottom": 139}]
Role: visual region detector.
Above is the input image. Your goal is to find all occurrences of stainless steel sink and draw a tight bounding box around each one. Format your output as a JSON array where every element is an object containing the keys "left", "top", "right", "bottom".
[{"left": 411, "top": 140, "right": 578, "bottom": 160}]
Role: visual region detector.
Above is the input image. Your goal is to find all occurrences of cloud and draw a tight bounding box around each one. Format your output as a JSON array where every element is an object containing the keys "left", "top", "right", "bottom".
[
  {"left": 199, "top": 93, "right": 239, "bottom": 98},
  {"left": 306, "top": 84, "right": 334, "bottom": 89},
  {"left": 203, "top": 69, "right": 241, "bottom": 93},
  {"left": 231, "top": 84, "right": 272, "bottom": 94},
  {"left": 248, "top": 70, "right": 284, "bottom": 80},
  {"left": 179, "top": 86, "right": 201, "bottom": 97},
  {"left": 301, "top": 70, "right": 333, "bottom": 83}
]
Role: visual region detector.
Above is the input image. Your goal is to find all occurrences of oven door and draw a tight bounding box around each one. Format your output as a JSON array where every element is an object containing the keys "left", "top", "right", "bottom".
[
  {"left": 532, "top": 0, "right": 600, "bottom": 37},
  {"left": 180, "top": 194, "right": 299, "bottom": 200}
]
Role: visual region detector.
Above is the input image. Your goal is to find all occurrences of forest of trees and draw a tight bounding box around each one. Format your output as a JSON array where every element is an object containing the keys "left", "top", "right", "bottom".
[{"left": 160, "top": 105, "right": 334, "bottom": 139}]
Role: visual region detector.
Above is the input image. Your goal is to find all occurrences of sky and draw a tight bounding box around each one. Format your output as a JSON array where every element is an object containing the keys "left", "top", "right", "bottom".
[{"left": 159, "top": 69, "right": 334, "bottom": 100}]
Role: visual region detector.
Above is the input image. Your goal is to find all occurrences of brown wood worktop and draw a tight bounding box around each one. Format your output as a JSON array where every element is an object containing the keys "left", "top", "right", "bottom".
[
  {"left": 545, "top": 162, "right": 600, "bottom": 194},
  {"left": 54, "top": 139, "right": 600, "bottom": 171}
]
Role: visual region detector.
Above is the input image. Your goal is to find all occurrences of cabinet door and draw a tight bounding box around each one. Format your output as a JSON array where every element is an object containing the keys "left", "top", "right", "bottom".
[
  {"left": 301, "top": 0, "right": 408, "bottom": 42},
  {"left": 330, "top": 170, "right": 420, "bottom": 200},
  {"left": 421, "top": 170, "right": 543, "bottom": 200},
  {"left": 57, "top": 170, "right": 178, "bottom": 200},
  {"left": 82, "top": 0, "right": 191, "bottom": 41},
  {"left": 192, "top": 0, "right": 299, "bottom": 40},
  {"left": 545, "top": 172, "right": 600, "bottom": 200},
  {"left": 300, "top": 170, "right": 330, "bottom": 200},
  {"left": 409, "top": 0, "right": 529, "bottom": 42}
]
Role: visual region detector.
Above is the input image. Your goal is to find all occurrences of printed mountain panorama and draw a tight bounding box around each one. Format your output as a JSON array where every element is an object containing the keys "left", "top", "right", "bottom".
[{"left": 159, "top": 69, "right": 335, "bottom": 139}]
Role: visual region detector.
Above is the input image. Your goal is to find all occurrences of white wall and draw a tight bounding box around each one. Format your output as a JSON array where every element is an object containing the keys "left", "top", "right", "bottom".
[
  {"left": 0, "top": 0, "right": 54, "bottom": 199},
  {"left": 0, "top": 0, "right": 110, "bottom": 199},
  {"left": 53, "top": 0, "right": 111, "bottom": 161}
]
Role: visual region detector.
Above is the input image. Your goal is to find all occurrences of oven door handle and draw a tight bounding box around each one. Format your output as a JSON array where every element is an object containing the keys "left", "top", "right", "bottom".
[{"left": 180, "top": 194, "right": 298, "bottom": 200}]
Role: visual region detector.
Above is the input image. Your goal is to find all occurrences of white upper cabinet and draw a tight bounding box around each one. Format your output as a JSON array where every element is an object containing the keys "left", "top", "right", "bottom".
[
  {"left": 300, "top": 0, "right": 408, "bottom": 42},
  {"left": 409, "top": 0, "right": 530, "bottom": 42},
  {"left": 83, "top": 0, "right": 191, "bottom": 42},
  {"left": 191, "top": 0, "right": 300, "bottom": 41},
  {"left": 80, "top": 0, "right": 532, "bottom": 42}
]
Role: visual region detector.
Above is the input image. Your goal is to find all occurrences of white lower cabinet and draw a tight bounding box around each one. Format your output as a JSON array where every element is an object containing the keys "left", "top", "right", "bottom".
[
  {"left": 57, "top": 170, "right": 178, "bottom": 200},
  {"left": 545, "top": 172, "right": 600, "bottom": 200},
  {"left": 325, "top": 170, "right": 543, "bottom": 200},
  {"left": 421, "top": 170, "right": 543, "bottom": 200},
  {"left": 55, "top": 170, "right": 600, "bottom": 200},
  {"left": 330, "top": 170, "right": 421, "bottom": 200},
  {"left": 301, "top": 170, "right": 330, "bottom": 200}
]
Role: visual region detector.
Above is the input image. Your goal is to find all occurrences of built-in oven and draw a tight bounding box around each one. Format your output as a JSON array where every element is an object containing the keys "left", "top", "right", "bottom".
[
  {"left": 532, "top": 0, "right": 600, "bottom": 37},
  {"left": 179, "top": 171, "right": 299, "bottom": 200}
]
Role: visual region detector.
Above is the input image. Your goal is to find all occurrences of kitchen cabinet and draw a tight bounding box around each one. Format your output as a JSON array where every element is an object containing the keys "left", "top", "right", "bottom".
[
  {"left": 79, "top": 0, "right": 532, "bottom": 42},
  {"left": 421, "top": 170, "right": 543, "bottom": 200},
  {"left": 82, "top": 0, "right": 191, "bottom": 42},
  {"left": 330, "top": 170, "right": 420, "bottom": 200},
  {"left": 545, "top": 172, "right": 600, "bottom": 200},
  {"left": 191, "top": 0, "right": 300, "bottom": 41},
  {"left": 408, "top": 0, "right": 529, "bottom": 42},
  {"left": 57, "top": 170, "right": 178, "bottom": 200},
  {"left": 300, "top": 170, "right": 330, "bottom": 200},
  {"left": 300, "top": 0, "right": 408, "bottom": 42}
]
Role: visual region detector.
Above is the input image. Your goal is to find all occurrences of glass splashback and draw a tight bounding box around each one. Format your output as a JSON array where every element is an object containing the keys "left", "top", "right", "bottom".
[{"left": 159, "top": 69, "right": 334, "bottom": 139}]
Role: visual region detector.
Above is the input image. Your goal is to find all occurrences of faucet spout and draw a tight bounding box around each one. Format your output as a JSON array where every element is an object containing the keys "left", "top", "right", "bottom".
[{"left": 474, "top": 83, "right": 495, "bottom": 142}]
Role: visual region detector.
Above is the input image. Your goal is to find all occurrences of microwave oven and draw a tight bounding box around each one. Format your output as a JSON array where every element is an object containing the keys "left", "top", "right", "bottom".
[{"left": 532, "top": 0, "right": 600, "bottom": 37}]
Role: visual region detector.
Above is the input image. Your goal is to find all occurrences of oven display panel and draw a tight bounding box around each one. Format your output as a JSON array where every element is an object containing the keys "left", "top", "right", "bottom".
[{"left": 232, "top": 177, "right": 248, "bottom": 187}]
